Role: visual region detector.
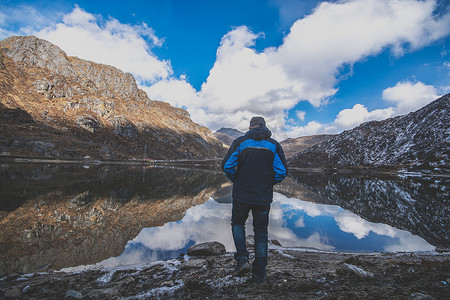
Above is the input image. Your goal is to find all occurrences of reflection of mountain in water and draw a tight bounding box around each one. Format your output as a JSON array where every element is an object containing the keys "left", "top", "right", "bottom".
[
  {"left": 276, "top": 171, "right": 449, "bottom": 249},
  {"left": 0, "top": 164, "right": 226, "bottom": 273},
  {"left": 212, "top": 182, "right": 233, "bottom": 203}
]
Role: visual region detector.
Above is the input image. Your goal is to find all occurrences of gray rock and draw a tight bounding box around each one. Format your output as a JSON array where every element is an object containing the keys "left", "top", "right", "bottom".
[
  {"left": 65, "top": 289, "right": 83, "bottom": 299},
  {"left": 4, "top": 274, "right": 20, "bottom": 281},
  {"left": 22, "top": 285, "right": 31, "bottom": 294},
  {"left": 183, "top": 258, "right": 208, "bottom": 269},
  {"left": 67, "top": 97, "right": 114, "bottom": 117},
  {"left": 408, "top": 293, "right": 436, "bottom": 300},
  {"left": 4, "top": 288, "right": 21, "bottom": 299},
  {"left": 1, "top": 36, "right": 143, "bottom": 100},
  {"left": 31, "top": 141, "right": 56, "bottom": 149},
  {"left": 0, "top": 36, "right": 77, "bottom": 78},
  {"left": 271, "top": 239, "right": 282, "bottom": 247},
  {"left": 187, "top": 241, "right": 226, "bottom": 256},
  {"left": 11, "top": 140, "right": 20, "bottom": 148},
  {"left": 337, "top": 263, "right": 374, "bottom": 279},
  {"left": 28, "top": 141, "right": 57, "bottom": 157},
  {"left": 0, "top": 51, "right": 5, "bottom": 70},
  {"left": 33, "top": 79, "right": 52, "bottom": 94},
  {"left": 32, "top": 78, "right": 74, "bottom": 99},
  {"left": 75, "top": 116, "right": 101, "bottom": 133},
  {"left": 109, "top": 116, "right": 139, "bottom": 139},
  {"left": 246, "top": 235, "right": 254, "bottom": 248}
]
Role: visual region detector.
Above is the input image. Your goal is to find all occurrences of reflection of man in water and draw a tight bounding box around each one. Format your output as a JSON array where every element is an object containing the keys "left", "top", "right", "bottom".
[{"left": 222, "top": 116, "right": 288, "bottom": 284}]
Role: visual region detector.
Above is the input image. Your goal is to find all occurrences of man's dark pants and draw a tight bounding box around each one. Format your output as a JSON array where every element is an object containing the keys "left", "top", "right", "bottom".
[{"left": 231, "top": 201, "right": 270, "bottom": 276}]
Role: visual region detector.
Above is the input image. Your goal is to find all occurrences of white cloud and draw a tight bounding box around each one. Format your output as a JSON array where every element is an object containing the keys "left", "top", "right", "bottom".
[
  {"left": 199, "top": 26, "right": 303, "bottom": 115},
  {"left": 296, "top": 111, "right": 306, "bottom": 122},
  {"left": 142, "top": 78, "right": 199, "bottom": 109},
  {"left": 271, "top": 0, "right": 450, "bottom": 104},
  {"left": 382, "top": 81, "right": 440, "bottom": 114},
  {"left": 285, "top": 121, "right": 339, "bottom": 138},
  {"left": 179, "top": 0, "right": 449, "bottom": 135},
  {"left": 334, "top": 104, "right": 394, "bottom": 130},
  {"left": 309, "top": 80, "right": 439, "bottom": 133},
  {"left": 442, "top": 86, "right": 450, "bottom": 94},
  {"left": 37, "top": 6, "right": 171, "bottom": 84}
]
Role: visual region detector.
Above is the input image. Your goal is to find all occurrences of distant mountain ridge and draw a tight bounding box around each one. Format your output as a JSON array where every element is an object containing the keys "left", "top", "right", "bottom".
[
  {"left": 214, "top": 127, "right": 335, "bottom": 157},
  {"left": 289, "top": 94, "right": 450, "bottom": 173},
  {"left": 0, "top": 36, "right": 224, "bottom": 160},
  {"left": 214, "top": 128, "right": 244, "bottom": 147},
  {"left": 280, "top": 135, "right": 336, "bottom": 159}
]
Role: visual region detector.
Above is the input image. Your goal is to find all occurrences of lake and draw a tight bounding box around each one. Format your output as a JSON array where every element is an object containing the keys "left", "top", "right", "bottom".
[{"left": 0, "top": 163, "right": 448, "bottom": 274}]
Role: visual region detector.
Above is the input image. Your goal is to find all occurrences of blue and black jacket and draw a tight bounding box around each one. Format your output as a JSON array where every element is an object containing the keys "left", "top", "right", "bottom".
[{"left": 221, "top": 126, "right": 288, "bottom": 206}]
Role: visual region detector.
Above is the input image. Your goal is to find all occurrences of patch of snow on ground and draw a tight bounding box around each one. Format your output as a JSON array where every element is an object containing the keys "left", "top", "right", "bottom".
[
  {"left": 127, "top": 281, "right": 184, "bottom": 299},
  {"left": 274, "top": 249, "right": 294, "bottom": 259},
  {"left": 206, "top": 275, "right": 247, "bottom": 289},
  {"left": 96, "top": 270, "right": 116, "bottom": 284}
]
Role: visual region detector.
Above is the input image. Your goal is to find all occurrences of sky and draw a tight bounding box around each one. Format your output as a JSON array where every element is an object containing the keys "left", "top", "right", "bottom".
[{"left": 1, "top": 0, "right": 449, "bottom": 139}]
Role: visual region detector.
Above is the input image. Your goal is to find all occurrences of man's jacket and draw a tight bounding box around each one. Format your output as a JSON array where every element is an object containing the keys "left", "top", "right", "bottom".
[{"left": 221, "top": 126, "right": 288, "bottom": 206}]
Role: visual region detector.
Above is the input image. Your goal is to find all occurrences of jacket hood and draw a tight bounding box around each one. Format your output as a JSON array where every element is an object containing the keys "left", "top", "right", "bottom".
[{"left": 245, "top": 126, "right": 272, "bottom": 141}]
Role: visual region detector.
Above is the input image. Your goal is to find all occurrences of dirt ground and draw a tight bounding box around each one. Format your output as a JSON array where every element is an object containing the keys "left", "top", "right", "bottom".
[{"left": 1, "top": 245, "right": 449, "bottom": 299}]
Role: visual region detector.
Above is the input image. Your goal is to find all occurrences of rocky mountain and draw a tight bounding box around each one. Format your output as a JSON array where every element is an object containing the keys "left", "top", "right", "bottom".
[
  {"left": 0, "top": 36, "right": 225, "bottom": 160},
  {"left": 280, "top": 134, "right": 335, "bottom": 159},
  {"left": 289, "top": 94, "right": 450, "bottom": 173},
  {"left": 213, "top": 128, "right": 244, "bottom": 147}
]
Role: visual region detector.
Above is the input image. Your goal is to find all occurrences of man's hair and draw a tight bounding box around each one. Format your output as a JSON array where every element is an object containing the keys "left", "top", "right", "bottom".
[{"left": 249, "top": 116, "right": 266, "bottom": 129}]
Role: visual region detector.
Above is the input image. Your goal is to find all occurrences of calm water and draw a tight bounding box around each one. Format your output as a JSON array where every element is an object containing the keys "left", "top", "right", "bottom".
[{"left": 0, "top": 163, "right": 448, "bottom": 273}]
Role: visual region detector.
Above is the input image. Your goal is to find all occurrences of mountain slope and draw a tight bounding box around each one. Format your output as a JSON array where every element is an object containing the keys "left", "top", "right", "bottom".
[
  {"left": 280, "top": 135, "right": 335, "bottom": 159},
  {"left": 289, "top": 94, "right": 449, "bottom": 173},
  {"left": 0, "top": 35, "right": 224, "bottom": 160}
]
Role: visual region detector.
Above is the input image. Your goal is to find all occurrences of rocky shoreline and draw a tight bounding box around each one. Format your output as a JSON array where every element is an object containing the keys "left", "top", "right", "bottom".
[{"left": 1, "top": 241, "right": 449, "bottom": 299}]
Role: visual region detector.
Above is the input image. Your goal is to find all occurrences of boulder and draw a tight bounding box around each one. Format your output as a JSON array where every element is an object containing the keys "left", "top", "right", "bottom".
[
  {"left": 183, "top": 259, "right": 208, "bottom": 269},
  {"left": 409, "top": 293, "right": 436, "bottom": 300},
  {"left": 65, "top": 289, "right": 83, "bottom": 299},
  {"left": 187, "top": 241, "right": 226, "bottom": 256},
  {"left": 271, "top": 239, "right": 282, "bottom": 247},
  {"left": 22, "top": 285, "right": 31, "bottom": 294},
  {"left": 4, "top": 288, "right": 21, "bottom": 299},
  {"left": 336, "top": 263, "right": 374, "bottom": 279}
]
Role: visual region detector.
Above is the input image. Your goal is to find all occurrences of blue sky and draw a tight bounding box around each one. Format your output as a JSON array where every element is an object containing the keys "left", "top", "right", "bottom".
[{"left": 1, "top": 0, "right": 449, "bottom": 138}]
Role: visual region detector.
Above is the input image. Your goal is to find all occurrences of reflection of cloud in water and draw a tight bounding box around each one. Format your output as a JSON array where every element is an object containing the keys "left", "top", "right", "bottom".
[
  {"left": 132, "top": 192, "right": 433, "bottom": 254},
  {"left": 273, "top": 193, "right": 434, "bottom": 252},
  {"left": 274, "top": 194, "right": 397, "bottom": 240},
  {"left": 91, "top": 192, "right": 434, "bottom": 269},
  {"left": 384, "top": 231, "right": 434, "bottom": 252},
  {"left": 295, "top": 216, "right": 305, "bottom": 228},
  {"left": 334, "top": 214, "right": 396, "bottom": 239},
  {"left": 134, "top": 200, "right": 235, "bottom": 251},
  {"left": 99, "top": 248, "right": 159, "bottom": 269}
]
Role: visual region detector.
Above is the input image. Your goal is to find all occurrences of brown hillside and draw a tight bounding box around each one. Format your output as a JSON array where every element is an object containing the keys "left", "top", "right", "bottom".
[{"left": 0, "top": 36, "right": 224, "bottom": 160}]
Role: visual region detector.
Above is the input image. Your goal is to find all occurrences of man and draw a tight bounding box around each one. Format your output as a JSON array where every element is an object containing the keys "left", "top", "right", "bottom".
[{"left": 222, "top": 116, "right": 288, "bottom": 284}]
